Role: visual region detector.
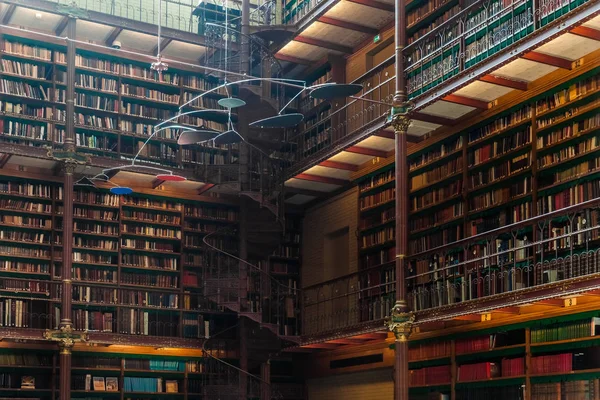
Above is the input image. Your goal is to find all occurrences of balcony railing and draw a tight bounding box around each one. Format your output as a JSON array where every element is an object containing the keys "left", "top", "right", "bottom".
[
  {"left": 302, "top": 198, "right": 600, "bottom": 337},
  {"left": 287, "top": 56, "right": 395, "bottom": 176},
  {"left": 49, "top": 0, "right": 278, "bottom": 33},
  {"left": 405, "top": 0, "right": 593, "bottom": 98}
]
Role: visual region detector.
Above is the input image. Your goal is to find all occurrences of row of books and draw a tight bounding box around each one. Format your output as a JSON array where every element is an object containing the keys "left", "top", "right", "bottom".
[
  {"left": 359, "top": 208, "right": 395, "bottom": 231},
  {"left": 409, "top": 341, "right": 450, "bottom": 361},
  {"left": 2, "top": 40, "right": 52, "bottom": 60},
  {"left": 1, "top": 299, "right": 31, "bottom": 328},
  {"left": 457, "top": 361, "right": 499, "bottom": 381},
  {"left": 535, "top": 74, "right": 599, "bottom": 114},
  {"left": 410, "top": 137, "right": 463, "bottom": 171},
  {"left": 411, "top": 180, "right": 463, "bottom": 212},
  {"left": 72, "top": 237, "right": 118, "bottom": 250},
  {"left": 531, "top": 317, "right": 600, "bottom": 343},
  {"left": 123, "top": 377, "right": 179, "bottom": 393},
  {"left": 0, "top": 80, "right": 49, "bottom": 100},
  {"left": 74, "top": 222, "right": 119, "bottom": 236},
  {"left": 125, "top": 359, "right": 185, "bottom": 371},
  {"left": 469, "top": 206, "right": 531, "bottom": 236},
  {"left": 409, "top": 225, "right": 462, "bottom": 254},
  {"left": 359, "top": 188, "right": 395, "bottom": 210},
  {"left": 360, "top": 247, "right": 396, "bottom": 269},
  {"left": 74, "top": 74, "right": 117, "bottom": 92},
  {"left": 537, "top": 181, "right": 600, "bottom": 213},
  {"left": 181, "top": 149, "right": 233, "bottom": 165},
  {"left": 532, "top": 380, "right": 598, "bottom": 400},
  {"left": 1, "top": 261, "right": 49, "bottom": 274},
  {"left": 0, "top": 59, "right": 49, "bottom": 79},
  {"left": 538, "top": 113, "right": 600, "bottom": 146},
  {"left": 0, "top": 354, "right": 51, "bottom": 366},
  {"left": 0, "top": 198, "right": 52, "bottom": 214},
  {"left": 541, "top": 157, "right": 600, "bottom": 187},
  {"left": 73, "top": 252, "right": 116, "bottom": 265},
  {"left": 0, "top": 119, "right": 48, "bottom": 140},
  {"left": 0, "top": 278, "right": 49, "bottom": 293},
  {"left": 410, "top": 365, "right": 451, "bottom": 386},
  {"left": 538, "top": 136, "right": 599, "bottom": 168},
  {"left": 122, "top": 254, "right": 179, "bottom": 270},
  {"left": 71, "top": 309, "right": 114, "bottom": 332},
  {"left": 122, "top": 211, "right": 181, "bottom": 225},
  {"left": 0, "top": 245, "right": 50, "bottom": 259},
  {"left": 468, "top": 105, "right": 532, "bottom": 144},
  {"left": 530, "top": 353, "right": 572, "bottom": 374},
  {"left": 0, "top": 181, "right": 53, "bottom": 198},
  {"left": 468, "top": 128, "right": 531, "bottom": 167},
  {"left": 121, "top": 84, "right": 180, "bottom": 104},
  {"left": 358, "top": 169, "right": 394, "bottom": 193},
  {"left": 411, "top": 157, "right": 462, "bottom": 191},
  {"left": 469, "top": 153, "right": 530, "bottom": 187},
  {"left": 360, "top": 226, "right": 395, "bottom": 249},
  {"left": 121, "top": 272, "right": 179, "bottom": 288},
  {"left": 122, "top": 225, "right": 181, "bottom": 239},
  {"left": 0, "top": 229, "right": 49, "bottom": 244},
  {"left": 469, "top": 176, "right": 531, "bottom": 210},
  {"left": 72, "top": 267, "right": 116, "bottom": 283},
  {"left": 410, "top": 203, "right": 463, "bottom": 232},
  {"left": 407, "top": 0, "right": 456, "bottom": 27},
  {"left": 0, "top": 100, "right": 53, "bottom": 119}
]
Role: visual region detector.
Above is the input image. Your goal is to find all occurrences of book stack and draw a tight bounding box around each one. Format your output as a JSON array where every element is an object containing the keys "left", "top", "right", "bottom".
[
  {"left": 501, "top": 357, "right": 524, "bottom": 377},
  {"left": 410, "top": 365, "right": 451, "bottom": 386},
  {"left": 457, "top": 362, "right": 500, "bottom": 381},
  {"left": 531, "top": 318, "right": 600, "bottom": 343},
  {"left": 123, "top": 376, "right": 168, "bottom": 392},
  {"left": 530, "top": 353, "right": 572, "bottom": 374},
  {"left": 409, "top": 342, "right": 451, "bottom": 361}
]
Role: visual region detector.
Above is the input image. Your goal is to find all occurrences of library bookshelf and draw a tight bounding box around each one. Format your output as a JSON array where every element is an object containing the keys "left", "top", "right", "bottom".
[
  {"left": 0, "top": 341, "right": 238, "bottom": 399},
  {"left": 352, "top": 62, "right": 600, "bottom": 322},
  {"left": 0, "top": 33, "right": 238, "bottom": 168},
  {"left": 407, "top": 311, "right": 600, "bottom": 400}
]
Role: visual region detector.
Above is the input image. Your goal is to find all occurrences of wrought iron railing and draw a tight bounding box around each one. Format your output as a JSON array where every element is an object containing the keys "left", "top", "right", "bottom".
[
  {"left": 302, "top": 198, "right": 600, "bottom": 336},
  {"left": 50, "top": 0, "right": 280, "bottom": 33},
  {"left": 405, "top": 0, "right": 593, "bottom": 98},
  {"left": 287, "top": 56, "right": 395, "bottom": 176}
]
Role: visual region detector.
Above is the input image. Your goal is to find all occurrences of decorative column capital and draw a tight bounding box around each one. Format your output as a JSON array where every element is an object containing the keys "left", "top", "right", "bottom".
[
  {"left": 385, "top": 300, "right": 416, "bottom": 342},
  {"left": 390, "top": 101, "right": 414, "bottom": 134},
  {"left": 44, "top": 325, "right": 88, "bottom": 354}
]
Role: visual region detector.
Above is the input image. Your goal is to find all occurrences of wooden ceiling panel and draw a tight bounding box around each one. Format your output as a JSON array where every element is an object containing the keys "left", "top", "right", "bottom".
[
  {"left": 492, "top": 58, "right": 558, "bottom": 82},
  {"left": 419, "top": 100, "right": 476, "bottom": 119},
  {"left": 454, "top": 80, "right": 515, "bottom": 102},
  {"left": 535, "top": 33, "right": 600, "bottom": 61},
  {"left": 325, "top": 1, "right": 393, "bottom": 29}
]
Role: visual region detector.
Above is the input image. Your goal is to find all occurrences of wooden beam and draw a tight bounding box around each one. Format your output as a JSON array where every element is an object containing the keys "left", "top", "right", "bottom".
[
  {"left": 151, "top": 38, "right": 173, "bottom": 57},
  {"left": 522, "top": 51, "right": 573, "bottom": 70},
  {"left": 2, "top": 5, "right": 16, "bottom": 24},
  {"left": 345, "top": 0, "right": 394, "bottom": 12},
  {"left": 494, "top": 307, "right": 520, "bottom": 315},
  {"left": 326, "top": 339, "right": 367, "bottom": 345},
  {"left": 55, "top": 16, "right": 70, "bottom": 35},
  {"left": 412, "top": 112, "right": 457, "bottom": 127},
  {"left": 197, "top": 183, "right": 215, "bottom": 196},
  {"left": 570, "top": 25, "right": 600, "bottom": 41},
  {"left": 275, "top": 53, "right": 312, "bottom": 65},
  {"left": 345, "top": 146, "right": 388, "bottom": 158},
  {"left": 295, "top": 173, "right": 349, "bottom": 186},
  {"left": 480, "top": 74, "right": 528, "bottom": 91},
  {"left": 318, "top": 160, "right": 359, "bottom": 171},
  {"left": 105, "top": 27, "right": 123, "bottom": 46},
  {"left": 285, "top": 186, "right": 328, "bottom": 198},
  {"left": 350, "top": 332, "right": 388, "bottom": 340},
  {"left": 317, "top": 16, "right": 378, "bottom": 35},
  {"left": 374, "top": 131, "right": 395, "bottom": 140},
  {"left": 303, "top": 343, "right": 341, "bottom": 349},
  {"left": 294, "top": 36, "right": 353, "bottom": 54},
  {"left": 454, "top": 314, "right": 484, "bottom": 322},
  {"left": 442, "top": 94, "right": 489, "bottom": 110},
  {"left": 537, "top": 298, "right": 566, "bottom": 307}
]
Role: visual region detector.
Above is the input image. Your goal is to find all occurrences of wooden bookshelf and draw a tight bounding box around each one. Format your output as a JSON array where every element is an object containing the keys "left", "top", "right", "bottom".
[
  {"left": 0, "top": 34, "right": 238, "bottom": 168},
  {"left": 352, "top": 67, "right": 600, "bottom": 321}
]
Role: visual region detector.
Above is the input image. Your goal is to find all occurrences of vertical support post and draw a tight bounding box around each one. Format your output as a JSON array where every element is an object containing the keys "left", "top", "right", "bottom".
[
  {"left": 385, "top": 0, "right": 415, "bottom": 399},
  {"left": 261, "top": 361, "right": 271, "bottom": 400},
  {"left": 59, "top": 17, "right": 77, "bottom": 400},
  {"left": 241, "top": 0, "right": 250, "bottom": 75},
  {"left": 239, "top": 318, "right": 249, "bottom": 400}
]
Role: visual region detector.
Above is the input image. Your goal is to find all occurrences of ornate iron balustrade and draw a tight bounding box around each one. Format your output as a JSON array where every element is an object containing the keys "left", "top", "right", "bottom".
[
  {"left": 49, "top": 0, "right": 280, "bottom": 33},
  {"left": 287, "top": 56, "right": 395, "bottom": 177},
  {"left": 302, "top": 198, "right": 600, "bottom": 337},
  {"left": 405, "top": 0, "right": 593, "bottom": 98}
]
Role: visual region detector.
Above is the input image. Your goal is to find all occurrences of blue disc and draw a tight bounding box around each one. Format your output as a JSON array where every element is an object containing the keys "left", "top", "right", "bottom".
[
  {"left": 218, "top": 97, "right": 246, "bottom": 109},
  {"left": 110, "top": 187, "right": 133, "bottom": 195}
]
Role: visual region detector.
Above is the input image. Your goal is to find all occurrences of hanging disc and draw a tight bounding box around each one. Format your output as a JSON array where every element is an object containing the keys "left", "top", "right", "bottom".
[{"left": 310, "top": 83, "right": 363, "bottom": 100}]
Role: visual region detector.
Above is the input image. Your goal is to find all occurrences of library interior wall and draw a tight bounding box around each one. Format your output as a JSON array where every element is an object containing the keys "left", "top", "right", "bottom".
[
  {"left": 345, "top": 26, "right": 394, "bottom": 82},
  {"left": 306, "top": 368, "right": 393, "bottom": 400},
  {"left": 301, "top": 186, "right": 359, "bottom": 289}
]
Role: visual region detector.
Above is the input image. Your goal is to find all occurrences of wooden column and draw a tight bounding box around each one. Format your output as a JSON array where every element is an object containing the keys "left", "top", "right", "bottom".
[
  {"left": 389, "top": 0, "right": 413, "bottom": 398},
  {"left": 59, "top": 16, "right": 77, "bottom": 400},
  {"left": 261, "top": 361, "right": 271, "bottom": 400}
]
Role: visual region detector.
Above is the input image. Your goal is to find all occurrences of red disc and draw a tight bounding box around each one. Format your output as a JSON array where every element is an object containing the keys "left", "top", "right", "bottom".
[{"left": 156, "top": 174, "right": 186, "bottom": 182}]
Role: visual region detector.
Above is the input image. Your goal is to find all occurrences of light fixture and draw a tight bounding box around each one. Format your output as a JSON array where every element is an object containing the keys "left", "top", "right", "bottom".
[
  {"left": 249, "top": 113, "right": 304, "bottom": 128},
  {"left": 214, "top": 130, "right": 242, "bottom": 145},
  {"left": 218, "top": 97, "right": 246, "bottom": 109},
  {"left": 110, "top": 187, "right": 133, "bottom": 195},
  {"left": 35, "top": 12, "right": 43, "bottom": 19},
  {"left": 310, "top": 83, "right": 363, "bottom": 100},
  {"left": 156, "top": 174, "right": 186, "bottom": 182},
  {"left": 177, "top": 130, "right": 219, "bottom": 145}
]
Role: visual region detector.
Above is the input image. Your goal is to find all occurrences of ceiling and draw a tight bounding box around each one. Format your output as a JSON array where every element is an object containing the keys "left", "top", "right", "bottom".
[
  {"left": 283, "top": 12, "right": 600, "bottom": 206},
  {"left": 0, "top": 4, "right": 208, "bottom": 63}
]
